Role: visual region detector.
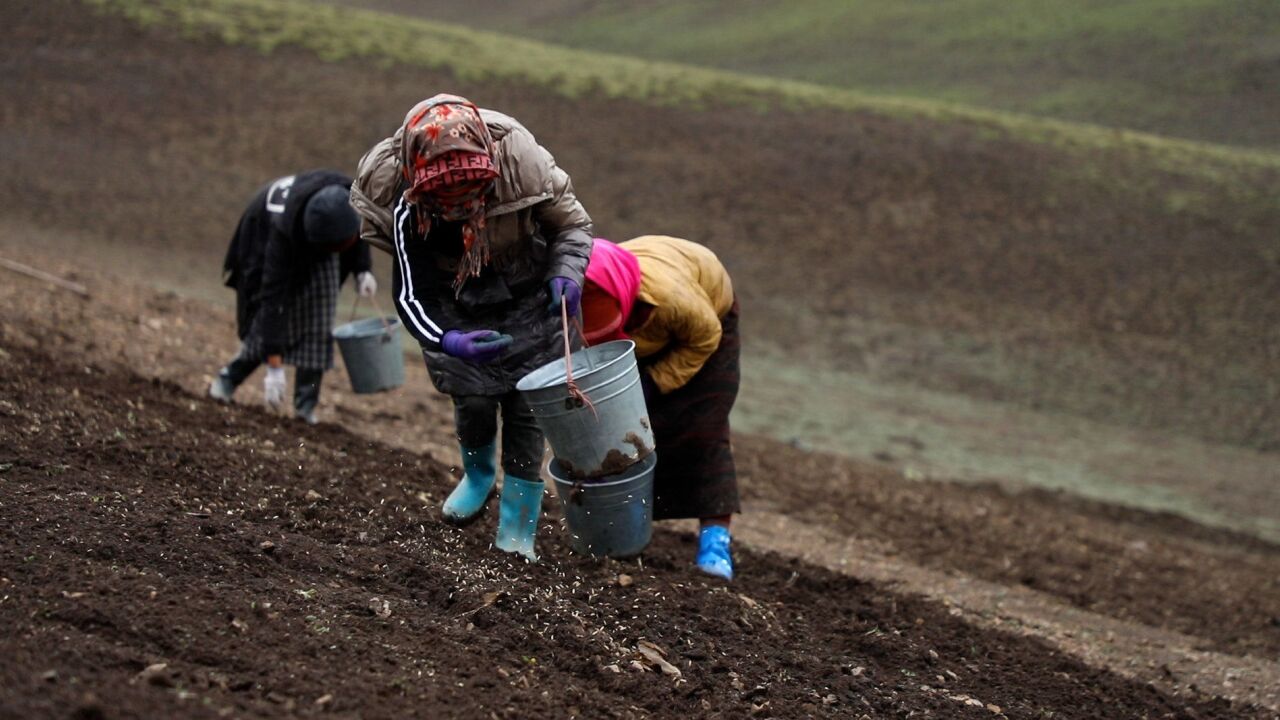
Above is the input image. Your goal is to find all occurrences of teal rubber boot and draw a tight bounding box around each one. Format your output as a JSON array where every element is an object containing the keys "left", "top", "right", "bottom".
[
  {"left": 696, "top": 525, "right": 734, "bottom": 580},
  {"left": 442, "top": 442, "right": 498, "bottom": 524},
  {"left": 495, "top": 474, "right": 544, "bottom": 562}
]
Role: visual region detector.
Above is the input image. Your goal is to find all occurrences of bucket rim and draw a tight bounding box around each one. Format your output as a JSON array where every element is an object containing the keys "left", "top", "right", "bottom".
[
  {"left": 333, "top": 315, "right": 401, "bottom": 339},
  {"left": 547, "top": 451, "right": 656, "bottom": 488},
  {"left": 516, "top": 339, "right": 636, "bottom": 392}
]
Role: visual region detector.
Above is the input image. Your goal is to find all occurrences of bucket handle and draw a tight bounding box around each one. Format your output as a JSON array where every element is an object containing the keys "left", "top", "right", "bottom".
[
  {"left": 350, "top": 292, "right": 396, "bottom": 343},
  {"left": 561, "top": 295, "right": 598, "bottom": 419}
]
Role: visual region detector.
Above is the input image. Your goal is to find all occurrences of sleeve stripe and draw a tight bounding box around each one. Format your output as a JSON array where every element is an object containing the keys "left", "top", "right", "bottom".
[{"left": 392, "top": 198, "right": 443, "bottom": 342}]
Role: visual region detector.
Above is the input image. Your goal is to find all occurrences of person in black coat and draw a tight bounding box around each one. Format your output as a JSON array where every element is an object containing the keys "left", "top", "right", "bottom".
[{"left": 210, "top": 170, "right": 376, "bottom": 423}]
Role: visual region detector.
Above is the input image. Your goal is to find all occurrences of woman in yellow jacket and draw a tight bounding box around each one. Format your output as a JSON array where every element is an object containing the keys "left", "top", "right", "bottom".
[{"left": 580, "top": 236, "right": 740, "bottom": 579}]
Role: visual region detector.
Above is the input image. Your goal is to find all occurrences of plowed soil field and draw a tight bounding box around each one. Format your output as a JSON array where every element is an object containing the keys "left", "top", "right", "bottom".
[
  {"left": 0, "top": 323, "right": 1270, "bottom": 719},
  {"left": 2, "top": 2, "right": 1279, "bottom": 718}
]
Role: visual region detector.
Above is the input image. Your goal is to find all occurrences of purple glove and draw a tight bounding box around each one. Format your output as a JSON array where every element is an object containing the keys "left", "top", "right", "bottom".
[
  {"left": 547, "top": 276, "right": 581, "bottom": 317},
  {"left": 441, "top": 329, "right": 513, "bottom": 364}
]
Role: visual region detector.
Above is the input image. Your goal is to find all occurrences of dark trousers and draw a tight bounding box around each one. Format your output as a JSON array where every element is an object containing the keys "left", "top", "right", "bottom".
[
  {"left": 220, "top": 356, "right": 323, "bottom": 419},
  {"left": 452, "top": 391, "right": 545, "bottom": 478},
  {"left": 646, "top": 300, "right": 742, "bottom": 520}
]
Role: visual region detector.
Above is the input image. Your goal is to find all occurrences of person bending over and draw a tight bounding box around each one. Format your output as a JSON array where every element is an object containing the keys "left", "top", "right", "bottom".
[
  {"left": 211, "top": 170, "right": 376, "bottom": 424},
  {"left": 580, "top": 236, "right": 741, "bottom": 579},
  {"left": 350, "top": 94, "right": 592, "bottom": 561}
]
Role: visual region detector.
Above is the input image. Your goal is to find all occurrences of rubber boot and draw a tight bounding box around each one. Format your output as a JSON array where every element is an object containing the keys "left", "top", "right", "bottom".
[
  {"left": 294, "top": 368, "right": 323, "bottom": 425},
  {"left": 494, "top": 474, "right": 543, "bottom": 562},
  {"left": 209, "top": 356, "right": 259, "bottom": 403},
  {"left": 442, "top": 441, "right": 498, "bottom": 524},
  {"left": 208, "top": 373, "right": 235, "bottom": 402},
  {"left": 696, "top": 525, "right": 734, "bottom": 580}
]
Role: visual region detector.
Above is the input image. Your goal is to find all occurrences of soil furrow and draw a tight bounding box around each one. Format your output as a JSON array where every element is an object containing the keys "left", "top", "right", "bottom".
[{"left": 1, "top": 341, "right": 1267, "bottom": 719}]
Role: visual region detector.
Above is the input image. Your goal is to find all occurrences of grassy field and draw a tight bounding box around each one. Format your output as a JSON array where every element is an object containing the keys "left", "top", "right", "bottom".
[
  {"left": 333, "top": 0, "right": 1280, "bottom": 150},
  {"left": 88, "top": 0, "right": 1280, "bottom": 214}
]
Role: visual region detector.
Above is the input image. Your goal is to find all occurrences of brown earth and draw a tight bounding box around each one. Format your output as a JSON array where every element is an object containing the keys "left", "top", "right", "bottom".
[
  {"left": 0, "top": 320, "right": 1270, "bottom": 720},
  {"left": 4, "top": 239, "right": 1280, "bottom": 665},
  {"left": 2, "top": 226, "right": 1279, "bottom": 716}
]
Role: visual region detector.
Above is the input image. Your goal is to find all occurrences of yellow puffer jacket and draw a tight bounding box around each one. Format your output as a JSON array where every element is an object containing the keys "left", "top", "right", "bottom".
[{"left": 621, "top": 235, "right": 735, "bottom": 393}]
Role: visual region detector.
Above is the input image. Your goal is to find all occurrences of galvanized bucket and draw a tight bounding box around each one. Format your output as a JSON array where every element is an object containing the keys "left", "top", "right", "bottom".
[
  {"left": 332, "top": 316, "right": 405, "bottom": 394},
  {"left": 549, "top": 451, "right": 655, "bottom": 559},
  {"left": 516, "top": 339, "right": 654, "bottom": 479}
]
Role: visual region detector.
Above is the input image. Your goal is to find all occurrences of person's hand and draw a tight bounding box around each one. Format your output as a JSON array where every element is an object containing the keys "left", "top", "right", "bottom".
[
  {"left": 356, "top": 271, "right": 378, "bottom": 298},
  {"left": 547, "top": 277, "right": 581, "bottom": 317},
  {"left": 442, "top": 329, "right": 513, "bottom": 364},
  {"left": 263, "top": 366, "right": 287, "bottom": 408}
]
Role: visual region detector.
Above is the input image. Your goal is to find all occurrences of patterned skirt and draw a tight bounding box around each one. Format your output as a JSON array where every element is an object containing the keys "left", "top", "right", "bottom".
[
  {"left": 236, "top": 253, "right": 340, "bottom": 370},
  {"left": 645, "top": 300, "right": 742, "bottom": 520}
]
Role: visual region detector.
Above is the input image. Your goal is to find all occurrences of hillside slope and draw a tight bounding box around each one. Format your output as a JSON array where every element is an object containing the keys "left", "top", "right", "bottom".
[
  {"left": 33, "top": 0, "right": 1280, "bottom": 452},
  {"left": 331, "top": 0, "right": 1280, "bottom": 149}
]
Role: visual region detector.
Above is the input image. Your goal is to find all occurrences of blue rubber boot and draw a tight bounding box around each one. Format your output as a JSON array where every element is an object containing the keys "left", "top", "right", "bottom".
[
  {"left": 442, "top": 442, "right": 498, "bottom": 524},
  {"left": 697, "top": 525, "right": 734, "bottom": 580},
  {"left": 495, "top": 474, "right": 543, "bottom": 562}
]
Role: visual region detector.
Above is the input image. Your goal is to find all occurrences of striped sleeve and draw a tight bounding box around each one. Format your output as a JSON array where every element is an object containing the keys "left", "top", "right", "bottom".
[{"left": 390, "top": 197, "right": 447, "bottom": 349}]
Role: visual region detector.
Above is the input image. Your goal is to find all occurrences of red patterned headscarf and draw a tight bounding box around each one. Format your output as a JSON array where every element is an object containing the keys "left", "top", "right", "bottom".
[{"left": 400, "top": 94, "right": 500, "bottom": 289}]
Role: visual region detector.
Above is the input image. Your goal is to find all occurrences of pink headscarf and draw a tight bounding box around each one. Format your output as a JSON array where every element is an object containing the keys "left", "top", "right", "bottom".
[{"left": 583, "top": 238, "right": 642, "bottom": 343}]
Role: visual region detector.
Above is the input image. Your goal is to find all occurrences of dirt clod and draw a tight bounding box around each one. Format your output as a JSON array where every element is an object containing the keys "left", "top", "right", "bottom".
[{"left": 133, "top": 664, "right": 170, "bottom": 688}]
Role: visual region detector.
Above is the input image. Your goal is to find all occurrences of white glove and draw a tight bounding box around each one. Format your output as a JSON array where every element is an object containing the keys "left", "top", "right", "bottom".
[
  {"left": 356, "top": 271, "right": 377, "bottom": 298},
  {"left": 263, "top": 366, "right": 287, "bottom": 408}
]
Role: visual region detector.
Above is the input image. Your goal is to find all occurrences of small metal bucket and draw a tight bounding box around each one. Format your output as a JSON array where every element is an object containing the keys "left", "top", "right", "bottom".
[
  {"left": 549, "top": 451, "right": 655, "bottom": 559},
  {"left": 332, "top": 316, "right": 405, "bottom": 394},
  {"left": 516, "top": 339, "right": 654, "bottom": 479}
]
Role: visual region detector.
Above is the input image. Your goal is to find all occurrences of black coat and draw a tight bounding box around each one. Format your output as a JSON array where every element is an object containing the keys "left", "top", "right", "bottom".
[
  {"left": 391, "top": 194, "right": 592, "bottom": 396},
  {"left": 222, "top": 170, "right": 372, "bottom": 356}
]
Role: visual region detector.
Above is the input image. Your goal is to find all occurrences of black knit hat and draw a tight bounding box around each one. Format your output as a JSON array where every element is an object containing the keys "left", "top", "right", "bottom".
[{"left": 302, "top": 185, "right": 360, "bottom": 248}]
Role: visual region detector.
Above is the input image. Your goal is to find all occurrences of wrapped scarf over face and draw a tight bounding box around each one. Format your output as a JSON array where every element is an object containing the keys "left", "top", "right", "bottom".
[{"left": 400, "top": 94, "right": 500, "bottom": 290}]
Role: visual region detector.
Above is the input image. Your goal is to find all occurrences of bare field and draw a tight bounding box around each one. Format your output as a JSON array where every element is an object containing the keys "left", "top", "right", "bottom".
[{"left": 1, "top": 2, "right": 1278, "bottom": 717}]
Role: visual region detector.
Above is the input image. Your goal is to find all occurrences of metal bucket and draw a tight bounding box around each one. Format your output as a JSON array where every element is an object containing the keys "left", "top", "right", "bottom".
[
  {"left": 516, "top": 339, "right": 654, "bottom": 479},
  {"left": 332, "top": 316, "right": 405, "bottom": 394},
  {"left": 549, "top": 451, "right": 655, "bottom": 559}
]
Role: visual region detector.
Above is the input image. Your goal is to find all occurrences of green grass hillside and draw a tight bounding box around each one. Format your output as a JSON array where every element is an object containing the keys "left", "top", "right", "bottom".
[
  {"left": 333, "top": 0, "right": 1280, "bottom": 149},
  {"left": 87, "top": 0, "right": 1280, "bottom": 207}
]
